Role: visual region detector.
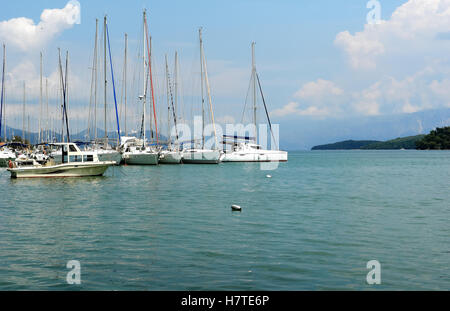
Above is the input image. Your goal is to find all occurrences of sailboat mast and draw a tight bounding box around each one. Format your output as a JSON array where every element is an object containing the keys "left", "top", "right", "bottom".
[
  {"left": 58, "top": 48, "right": 63, "bottom": 141},
  {"left": 39, "top": 52, "right": 43, "bottom": 143},
  {"left": 252, "top": 42, "right": 257, "bottom": 143},
  {"left": 165, "top": 54, "right": 170, "bottom": 146},
  {"left": 199, "top": 28, "right": 205, "bottom": 149},
  {"left": 0, "top": 44, "right": 5, "bottom": 140},
  {"left": 201, "top": 35, "right": 218, "bottom": 149},
  {"left": 46, "top": 78, "right": 48, "bottom": 142},
  {"left": 124, "top": 33, "right": 128, "bottom": 136},
  {"left": 143, "top": 10, "right": 147, "bottom": 145},
  {"left": 104, "top": 15, "right": 108, "bottom": 144},
  {"left": 174, "top": 51, "right": 178, "bottom": 121},
  {"left": 94, "top": 18, "right": 98, "bottom": 140},
  {"left": 65, "top": 51, "right": 70, "bottom": 142},
  {"left": 22, "top": 82, "right": 25, "bottom": 142},
  {"left": 88, "top": 18, "right": 99, "bottom": 141}
]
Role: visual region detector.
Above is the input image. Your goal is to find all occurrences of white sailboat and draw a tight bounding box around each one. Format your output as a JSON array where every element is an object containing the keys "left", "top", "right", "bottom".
[
  {"left": 221, "top": 43, "right": 288, "bottom": 162},
  {"left": 120, "top": 10, "right": 159, "bottom": 165},
  {"left": 7, "top": 142, "right": 115, "bottom": 178},
  {"left": 182, "top": 28, "right": 221, "bottom": 164}
]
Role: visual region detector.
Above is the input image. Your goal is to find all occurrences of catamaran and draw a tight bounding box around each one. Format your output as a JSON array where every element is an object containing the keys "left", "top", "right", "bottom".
[
  {"left": 182, "top": 28, "right": 221, "bottom": 164},
  {"left": 221, "top": 43, "right": 288, "bottom": 162},
  {"left": 7, "top": 142, "right": 115, "bottom": 178}
]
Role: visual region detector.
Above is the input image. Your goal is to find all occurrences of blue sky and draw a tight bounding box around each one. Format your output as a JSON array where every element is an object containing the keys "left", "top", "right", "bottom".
[{"left": 2, "top": 0, "right": 450, "bottom": 149}]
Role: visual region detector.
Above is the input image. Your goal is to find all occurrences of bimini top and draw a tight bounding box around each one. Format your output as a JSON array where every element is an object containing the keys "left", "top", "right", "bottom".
[{"left": 0, "top": 142, "right": 28, "bottom": 148}]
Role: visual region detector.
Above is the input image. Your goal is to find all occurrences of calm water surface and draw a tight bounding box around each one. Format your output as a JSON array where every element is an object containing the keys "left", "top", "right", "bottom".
[{"left": 0, "top": 151, "right": 449, "bottom": 290}]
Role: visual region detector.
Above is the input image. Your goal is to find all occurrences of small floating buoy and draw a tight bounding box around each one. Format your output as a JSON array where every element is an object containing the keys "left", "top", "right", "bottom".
[
  {"left": 266, "top": 174, "right": 272, "bottom": 178},
  {"left": 231, "top": 205, "right": 242, "bottom": 212}
]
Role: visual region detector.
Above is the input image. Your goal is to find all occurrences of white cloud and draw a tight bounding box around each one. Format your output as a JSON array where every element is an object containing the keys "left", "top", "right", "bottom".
[
  {"left": 335, "top": 0, "right": 450, "bottom": 70},
  {"left": 0, "top": 1, "right": 80, "bottom": 52},
  {"left": 272, "top": 79, "right": 344, "bottom": 118},
  {"left": 271, "top": 102, "right": 329, "bottom": 117},
  {"left": 294, "top": 79, "right": 344, "bottom": 99}
]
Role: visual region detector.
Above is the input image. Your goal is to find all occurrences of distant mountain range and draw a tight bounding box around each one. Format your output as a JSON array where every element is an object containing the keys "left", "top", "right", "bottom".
[
  {"left": 277, "top": 108, "right": 450, "bottom": 150},
  {"left": 312, "top": 135, "right": 425, "bottom": 150},
  {"left": 0, "top": 126, "right": 165, "bottom": 145}
]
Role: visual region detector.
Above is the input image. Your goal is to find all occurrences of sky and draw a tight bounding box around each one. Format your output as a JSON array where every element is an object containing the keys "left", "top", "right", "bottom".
[{"left": 2, "top": 0, "right": 450, "bottom": 149}]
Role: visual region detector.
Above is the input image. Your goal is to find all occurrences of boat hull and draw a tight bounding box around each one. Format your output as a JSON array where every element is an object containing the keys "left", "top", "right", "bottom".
[
  {"left": 7, "top": 162, "right": 115, "bottom": 178},
  {"left": 97, "top": 150, "right": 122, "bottom": 165},
  {"left": 221, "top": 150, "right": 288, "bottom": 162},
  {"left": 182, "top": 150, "right": 221, "bottom": 164},
  {"left": 159, "top": 151, "right": 182, "bottom": 164},
  {"left": 123, "top": 152, "right": 159, "bottom": 165}
]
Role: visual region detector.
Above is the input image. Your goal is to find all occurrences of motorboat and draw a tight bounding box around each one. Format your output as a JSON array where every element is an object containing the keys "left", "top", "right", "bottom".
[{"left": 7, "top": 142, "right": 116, "bottom": 178}]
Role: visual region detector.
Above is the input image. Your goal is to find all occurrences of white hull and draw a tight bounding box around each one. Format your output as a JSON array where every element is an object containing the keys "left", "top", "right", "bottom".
[
  {"left": 221, "top": 150, "right": 288, "bottom": 162},
  {"left": 182, "top": 149, "right": 221, "bottom": 164},
  {"left": 159, "top": 151, "right": 182, "bottom": 164},
  {"left": 123, "top": 151, "right": 159, "bottom": 165},
  {"left": 7, "top": 161, "right": 115, "bottom": 178},
  {"left": 96, "top": 150, "right": 122, "bottom": 165}
]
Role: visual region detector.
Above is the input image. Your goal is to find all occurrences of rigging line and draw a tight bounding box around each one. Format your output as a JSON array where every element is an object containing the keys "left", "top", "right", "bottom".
[
  {"left": 167, "top": 67, "right": 179, "bottom": 141},
  {"left": 144, "top": 17, "right": 158, "bottom": 144},
  {"left": 58, "top": 50, "right": 70, "bottom": 142},
  {"left": 256, "top": 72, "right": 278, "bottom": 150},
  {"left": 106, "top": 22, "right": 121, "bottom": 142},
  {"left": 240, "top": 71, "right": 254, "bottom": 124}
]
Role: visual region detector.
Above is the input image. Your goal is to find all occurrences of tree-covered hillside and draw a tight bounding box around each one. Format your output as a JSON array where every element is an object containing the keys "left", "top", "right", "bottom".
[
  {"left": 416, "top": 127, "right": 450, "bottom": 150},
  {"left": 361, "top": 135, "right": 425, "bottom": 150},
  {"left": 311, "top": 140, "right": 380, "bottom": 150}
]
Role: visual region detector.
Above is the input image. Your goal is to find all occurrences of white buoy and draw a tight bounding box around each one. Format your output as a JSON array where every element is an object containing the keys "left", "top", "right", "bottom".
[
  {"left": 266, "top": 174, "right": 272, "bottom": 178},
  {"left": 231, "top": 205, "right": 242, "bottom": 211}
]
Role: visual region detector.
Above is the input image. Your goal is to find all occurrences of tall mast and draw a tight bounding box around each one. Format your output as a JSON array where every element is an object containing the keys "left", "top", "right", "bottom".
[
  {"left": 252, "top": 42, "right": 257, "bottom": 143},
  {"left": 199, "top": 28, "right": 205, "bottom": 149},
  {"left": 124, "top": 33, "right": 128, "bottom": 136},
  {"left": 104, "top": 15, "right": 108, "bottom": 144},
  {"left": 201, "top": 34, "right": 218, "bottom": 149},
  {"left": 165, "top": 54, "right": 170, "bottom": 146},
  {"left": 88, "top": 18, "right": 99, "bottom": 141},
  {"left": 143, "top": 10, "right": 147, "bottom": 145},
  {"left": 148, "top": 35, "right": 153, "bottom": 143},
  {"left": 174, "top": 51, "right": 178, "bottom": 121},
  {"left": 0, "top": 44, "right": 5, "bottom": 140},
  {"left": 22, "top": 82, "right": 25, "bottom": 141},
  {"left": 65, "top": 51, "right": 70, "bottom": 142},
  {"left": 94, "top": 18, "right": 99, "bottom": 140},
  {"left": 39, "top": 51, "right": 43, "bottom": 143},
  {"left": 46, "top": 78, "right": 48, "bottom": 142},
  {"left": 58, "top": 48, "right": 63, "bottom": 141}
]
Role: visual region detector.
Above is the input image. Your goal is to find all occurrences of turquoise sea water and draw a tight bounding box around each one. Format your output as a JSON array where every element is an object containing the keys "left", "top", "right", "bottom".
[{"left": 0, "top": 150, "right": 449, "bottom": 290}]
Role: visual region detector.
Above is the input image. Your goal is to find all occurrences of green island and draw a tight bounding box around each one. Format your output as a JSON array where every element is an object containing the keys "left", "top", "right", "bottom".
[
  {"left": 312, "top": 127, "right": 450, "bottom": 150},
  {"left": 416, "top": 127, "right": 450, "bottom": 150}
]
